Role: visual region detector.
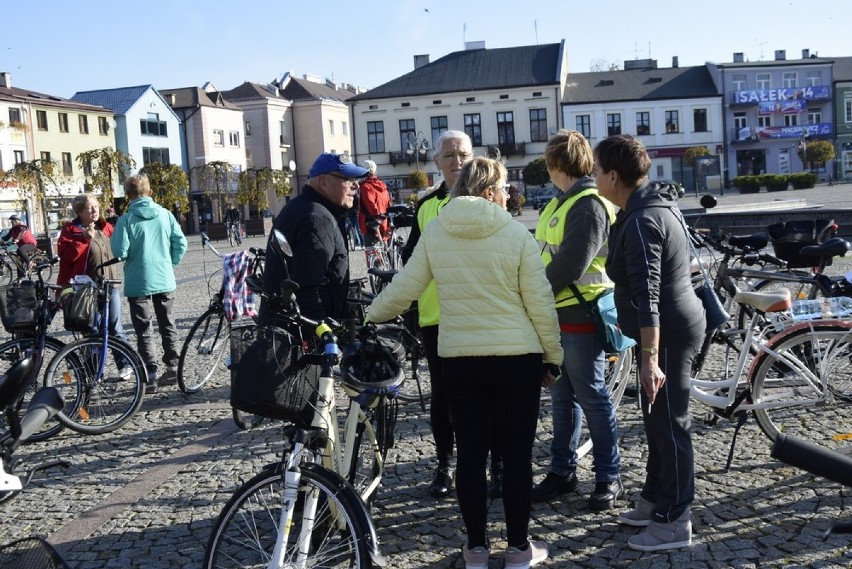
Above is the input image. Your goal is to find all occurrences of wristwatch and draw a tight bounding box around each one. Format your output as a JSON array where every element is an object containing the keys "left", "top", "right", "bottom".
[{"left": 641, "top": 346, "right": 659, "bottom": 355}]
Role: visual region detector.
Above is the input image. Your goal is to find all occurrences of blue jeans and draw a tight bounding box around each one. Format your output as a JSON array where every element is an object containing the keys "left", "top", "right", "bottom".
[{"left": 549, "top": 331, "right": 620, "bottom": 482}]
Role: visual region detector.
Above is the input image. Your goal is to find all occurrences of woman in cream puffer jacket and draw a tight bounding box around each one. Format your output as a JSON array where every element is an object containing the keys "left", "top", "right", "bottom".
[{"left": 368, "top": 157, "right": 561, "bottom": 567}]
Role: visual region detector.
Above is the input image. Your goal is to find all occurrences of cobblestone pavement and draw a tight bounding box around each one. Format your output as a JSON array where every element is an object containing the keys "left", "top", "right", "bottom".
[{"left": 3, "top": 202, "right": 852, "bottom": 568}]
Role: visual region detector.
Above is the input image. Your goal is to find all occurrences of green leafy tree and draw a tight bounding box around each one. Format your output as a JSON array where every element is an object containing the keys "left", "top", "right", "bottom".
[
  {"left": 522, "top": 158, "right": 550, "bottom": 187},
  {"left": 192, "top": 161, "right": 236, "bottom": 221},
  {"left": 0, "top": 158, "right": 62, "bottom": 234},
  {"left": 408, "top": 170, "right": 428, "bottom": 192},
  {"left": 684, "top": 146, "right": 710, "bottom": 163},
  {"left": 140, "top": 162, "right": 190, "bottom": 214},
  {"left": 797, "top": 140, "right": 835, "bottom": 173},
  {"left": 237, "top": 168, "right": 292, "bottom": 216},
  {"left": 76, "top": 148, "right": 135, "bottom": 209}
]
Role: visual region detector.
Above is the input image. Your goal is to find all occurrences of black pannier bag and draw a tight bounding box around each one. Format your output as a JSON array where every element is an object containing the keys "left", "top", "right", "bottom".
[{"left": 767, "top": 219, "right": 835, "bottom": 268}]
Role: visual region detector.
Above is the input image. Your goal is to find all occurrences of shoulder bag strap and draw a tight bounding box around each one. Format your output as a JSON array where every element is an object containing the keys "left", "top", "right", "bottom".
[{"left": 670, "top": 209, "right": 712, "bottom": 288}]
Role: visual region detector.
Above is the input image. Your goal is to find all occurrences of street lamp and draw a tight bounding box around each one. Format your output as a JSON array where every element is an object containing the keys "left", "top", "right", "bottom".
[{"left": 406, "top": 131, "right": 430, "bottom": 171}]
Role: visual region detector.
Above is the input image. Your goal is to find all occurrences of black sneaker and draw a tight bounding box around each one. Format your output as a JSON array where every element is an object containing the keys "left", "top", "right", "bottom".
[
  {"left": 588, "top": 480, "right": 624, "bottom": 511},
  {"left": 531, "top": 472, "right": 579, "bottom": 503},
  {"left": 158, "top": 367, "right": 178, "bottom": 385},
  {"left": 428, "top": 466, "right": 453, "bottom": 498}
]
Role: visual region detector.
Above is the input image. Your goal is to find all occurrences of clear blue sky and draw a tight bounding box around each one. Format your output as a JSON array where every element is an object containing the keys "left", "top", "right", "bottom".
[{"left": 2, "top": 0, "right": 847, "bottom": 99}]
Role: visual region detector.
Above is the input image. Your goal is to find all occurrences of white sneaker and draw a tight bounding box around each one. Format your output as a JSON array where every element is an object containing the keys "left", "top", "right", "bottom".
[
  {"left": 117, "top": 367, "right": 134, "bottom": 381},
  {"left": 504, "top": 540, "right": 548, "bottom": 569}
]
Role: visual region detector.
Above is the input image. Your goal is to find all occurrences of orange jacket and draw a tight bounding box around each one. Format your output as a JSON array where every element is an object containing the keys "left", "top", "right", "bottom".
[{"left": 357, "top": 175, "right": 391, "bottom": 239}]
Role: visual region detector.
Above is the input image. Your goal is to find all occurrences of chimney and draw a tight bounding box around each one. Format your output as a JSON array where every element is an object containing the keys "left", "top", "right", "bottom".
[
  {"left": 672, "top": 56, "right": 679, "bottom": 68},
  {"left": 774, "top": 49, "right": 786, "bottom": 61},
  {"left": 802, "top": 48, "right": 810, "bottom": 59},
  {"left": 464, "top": 41, "right": 486, "bottom": 50},
  {"left": 733, "top": 52, "right": 744, "bottom": 63},
  {"left": 0, "top": 72, "right": 10, "bottom": 89},
  {"left": 413, "top": 54, "right": 430, "bottom": 70},
  {"left": 168, "top": 93, "right": 176, "bottom": 106}
]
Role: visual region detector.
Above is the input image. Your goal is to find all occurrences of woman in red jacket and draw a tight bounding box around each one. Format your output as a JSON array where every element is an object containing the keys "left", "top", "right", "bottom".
[{"left": 357, "top": 160, "right": 391, "bottom": 246}]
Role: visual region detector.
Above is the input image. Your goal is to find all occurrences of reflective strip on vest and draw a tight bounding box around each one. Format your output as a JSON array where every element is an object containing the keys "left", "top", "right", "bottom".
[
  {"left": 416, "top": 191, "right": 451, "bottom": 327},
  {"left": 535, "top": 188, "right": 616, "bottom": 308}
]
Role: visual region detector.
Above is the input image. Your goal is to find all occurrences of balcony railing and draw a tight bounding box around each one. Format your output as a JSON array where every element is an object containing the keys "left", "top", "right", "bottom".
[
  {"left": 486, "top": 142, "right": 526, "bottom": 158},
  {"left": 388, "top": 151, "right": 412, "bottom": 166}
]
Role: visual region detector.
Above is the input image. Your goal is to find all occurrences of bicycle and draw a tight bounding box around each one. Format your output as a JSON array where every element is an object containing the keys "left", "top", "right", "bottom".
[
  {"left": 42, "top": 259, "right": 148, "bottom": 435},
  {"left": 364, "top": 204, "right": 413, "bottom": 294},
  {"left": 0, "top": 243, "right": 53, "bottom": 286},
  {"left": 0, "top": 257, "right": 66, "bottom": 443},
  {"left": 203, "top": 229, "right": 398, "bottom": 569},
  {"left": 177, "top": 232, "right": 264, "bottom": 395},
  {"left": 226, "top": 220, "right": 242, "bottom": 247}
]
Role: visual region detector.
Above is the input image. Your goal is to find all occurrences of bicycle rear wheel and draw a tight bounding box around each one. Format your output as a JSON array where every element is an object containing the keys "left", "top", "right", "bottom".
[
  {"left": 203, "top": 463, "right": 373, "bottom": 569},
  {"left": 45, "top": 337, "right": 146, "bottom": 435},
  {"left": 751, "top": 323, "right": 852, "bottom": 450},
  {"left": 0, "top": 336, "right": 66, "bottom": 442},
  {"left": 178, "top": 307, "right": 230, "bottom": 394},
  {"left": 576, "top": 347, "right": 634, "bottom": 459}
]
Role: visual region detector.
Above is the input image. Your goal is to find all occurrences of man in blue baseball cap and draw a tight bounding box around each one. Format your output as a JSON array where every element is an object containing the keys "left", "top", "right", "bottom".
[{"left": 260, "top": 153, "right": 369, "bottom": 323}]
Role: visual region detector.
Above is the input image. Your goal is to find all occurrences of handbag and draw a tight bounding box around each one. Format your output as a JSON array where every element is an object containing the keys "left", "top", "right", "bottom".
[
  {"left": 569, "top": 284, "right": 636, "bottom": 353},
  {"left": 673, "top": 210, "right": 729, "bottom": 332},
  {"left": 61, "top": 284, "right": 99, "bottom": 332}
]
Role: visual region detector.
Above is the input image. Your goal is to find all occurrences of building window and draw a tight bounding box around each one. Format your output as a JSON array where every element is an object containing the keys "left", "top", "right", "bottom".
[
  {"left": 464, "top": 113, "right": 482, "bottom": 146},
  {"left": 36, "top": 110, "right": 48, "bottom": 130},
  {"left": 279, "top": 121, "right": 286, "bottom": 145},
  {"left": 58, "top": 112, "right": 69, "bottom": 133},
  {"left": 142, "top": 147, "right": 170, "bottom": 165},
  {"left": 529, "top": 108, "right": 548, "bottom": 142},
  {"left": 13, "top": 150, "right": 24, "bottom": 165},
  {"left": 342, "top": 121, "right": 348, "bottom": 136},
  {"left": 758, "top": 115, "right": 772, "bottom": 128},
  {"left": 245, "top": 121, "right": 251, "bottom": 136},
  {"left": 140, "top": 113, "right": 167, "bottom": 136},
  {"left": 78, "top": 114, "right": 89, "bottom": 134},
  {"left": 693, "top": 108, "right": 707, "bottom": 132},
  {"left": 606, "top": 113, "right": 621, "bottom": 136},
  {"left": 367, "top": 121, "right": 385, "bottom": 153},
  {"left": 8, "top": 108, "right": 21, "bottom": 124},
  {"left": 62, "top": 152, "right": 73, "bottom": 175},
  {"left": 636, "top": 112, "right": 650, "bottom": 135},
  {"left": 229, "top": 131, "right": 240, "bottom": 147},
  {"left": 665, "top": 110, "right": 679, "bottom": 133},
  {"left": 399, "top": 119, "right": 415, "bottom": 151},
  {"left": 98, "top": 116, "right": 109, "bottom": 135},
  {"left": 785, "top": 114, "right": 798, "bottom": 127},
  {"left": 430, "top": 115, "right": 448, "bottom": 149},
  {"left": 734, "top": 112, "right": 747, "bottom": 130},
  {"left": 808, "top": 108, "right": 821, "bottom": 124},
  {"left": 731, "top": 74, "right": 747, "bottom": 91},
  {"left": 756, "top": 73, "right": 771, "bottom": 90},
  {"left": 496, "top": 111, "right": 514, "bottom": 145},
  {"left": 807, "top": 70, "right": 822, "bottom": 87},
  {"left": 40, "top": 151, "right": 51, "bottom": 162},
  {"left": 328, "top": 120, "right": 335, "bottom": 135},
  {"left": 82, "top": 156, "right": 93, "bottom": 176},
  {"left": 846, "top": 99, "right": 852, "bottom": 123},
  {"left": 213, "top": 129, "right": 224, "bottom": 147},
  {"left": 576, "top": 115, "right": 591, "bottom": 138},
  {"left": 782, "top": 72, "right": 797, "bottom": 88}
]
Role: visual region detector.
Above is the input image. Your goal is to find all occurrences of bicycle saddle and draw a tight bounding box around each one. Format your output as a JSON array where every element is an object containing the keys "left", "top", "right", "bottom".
[
  {"left": 367, "top": 268, "right": 398, "bottom": 284},
  {"left": 728, "top": 232, "right": 769, "bottom": 251},
  {"left": 798, "top": 237, "right": 850, "bottom": 258}
]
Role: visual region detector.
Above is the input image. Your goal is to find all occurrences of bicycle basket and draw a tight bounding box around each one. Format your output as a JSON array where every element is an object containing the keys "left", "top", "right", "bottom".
[
  {"left": 61, "top": 284, "right": 99, "bottom": 333},
  {"left": 0, "top": 536, "right": 73, "bottom": 569},
  {"left": 0, "top": 282, "right": 37, "bottom": 333},
  {"left": 767, "top": 218, "right": 835, "bottom": 268},
  {"left": 229, "top": 324, "right": 317, "bottom": 424}
]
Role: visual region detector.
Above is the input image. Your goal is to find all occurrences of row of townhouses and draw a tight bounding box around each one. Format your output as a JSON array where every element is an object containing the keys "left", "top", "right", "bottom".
[{"left": 2, "top": 41, "right": 852, "bottom": 235}]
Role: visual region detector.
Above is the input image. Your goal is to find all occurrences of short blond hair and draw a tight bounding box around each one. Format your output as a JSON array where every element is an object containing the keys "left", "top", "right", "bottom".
[
  {"left": 450, "top": 157, "right": 507, "bottom": 199},
  {"left": 124, "top": 174, "right": 151, "bottom": 199},
  {"left": 544, "top": 129, "right": 594, "bottom": 178}
]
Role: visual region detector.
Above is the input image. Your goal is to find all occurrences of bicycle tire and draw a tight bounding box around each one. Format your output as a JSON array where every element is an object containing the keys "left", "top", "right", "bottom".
[
  {"left": 349, "top": 414, "right": 383, "bottom": 505},
  {"left": 0, "top": 336, "right": 66, "bottom": 443},
  {"left": 45, "top": 337, "right": 146, "bottom": 435},
  {"left": 751, "top": 322, "right": 852, "bottom": 449},
  {"left": 366, "top": 251, "right": 385, "bottom": 295},
  {"left": 177, "top": 307, "right": 230, "bottom": 394},
  {"left": 203, "top": 463, "right": 374, "bottom": 569},
  {"left": 575, "top": 347, "right": 634, "bottom": 459},
  {"left": 28, "top": 253, "right": 53, "bottom": 283},
  {"left": 0, "top": 258, "right": 15, "bottom": 286}
]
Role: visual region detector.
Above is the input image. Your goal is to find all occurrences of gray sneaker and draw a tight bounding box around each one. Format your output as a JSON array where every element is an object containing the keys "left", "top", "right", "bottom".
[
  {"left": 504, "top": 540, "right": 548, "bottom": 569},
  {"left": 618, "top": 497, "right": 655, "bottom": 527},
  {"left": 462, "top": 544, "right": 489, "bottom": 569},
  {"left": 158, "top": 366, "right": 178, "bottom": 385},
  {"left": 627, "top": 511, "right": 692, "bottom": 552}
]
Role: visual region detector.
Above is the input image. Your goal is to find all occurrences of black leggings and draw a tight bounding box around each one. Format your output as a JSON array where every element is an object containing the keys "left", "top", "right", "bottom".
[
  {"left": 421, "top": 325, "right": 455, "bottom": 465},
  {"left": 444, "top": 353, "right": 542, "bottom": 549}
]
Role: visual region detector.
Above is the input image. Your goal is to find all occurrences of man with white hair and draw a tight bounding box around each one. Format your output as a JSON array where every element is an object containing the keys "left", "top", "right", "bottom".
[{"left": 357, "top": 159, "right": 391, "bottom": 246}]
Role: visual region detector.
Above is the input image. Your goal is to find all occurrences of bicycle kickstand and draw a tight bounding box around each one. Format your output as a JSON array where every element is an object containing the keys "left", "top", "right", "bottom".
[{"left": 724, "top": 412, "right": 749, "bottom": 471}]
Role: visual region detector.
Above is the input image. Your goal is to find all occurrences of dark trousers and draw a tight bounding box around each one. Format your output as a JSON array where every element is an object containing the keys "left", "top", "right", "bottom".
[
  {"left": 127, "top": 291, "right": 180, "bottom": 377},
  {"left": 639, "top": 320, "right": 703, "bottom": 523},
  {"left": 421, "top": 325, "right": 455, "bottom": 465},
  {"left": 444, "top": 353, "right": 542, "bottom": 549}
]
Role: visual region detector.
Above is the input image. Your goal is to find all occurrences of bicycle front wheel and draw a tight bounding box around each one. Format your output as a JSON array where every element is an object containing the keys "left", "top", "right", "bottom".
[
  {"left": 576, "top": 346, "right": 634, "bottom": 459},
  {"left": 0, "top": 336, "right": 66, "bottom": 442},
  {"left": 204, "top": 464, "right": 374, "bottom": 569},
  {"left": 45, "top": 337, "right": 146, "bottom": 435},
  {"left": 0, "top": 259, "right": 15, "bottom": 286},
  {"left": 178, "top": 307, "right": 230, "bottom": 394},
  {"left": 751, "top": 322, "right": 852, "bottom": 449}
]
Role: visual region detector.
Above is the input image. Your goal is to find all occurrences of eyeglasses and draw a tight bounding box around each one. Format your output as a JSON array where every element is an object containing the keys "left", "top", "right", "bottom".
[{"left": 326, "top": 173, "right": 360, "bottom": 185}]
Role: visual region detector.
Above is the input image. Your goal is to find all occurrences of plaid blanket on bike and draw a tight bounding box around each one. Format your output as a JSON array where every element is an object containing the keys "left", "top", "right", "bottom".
[{"left": 222, "top": 251, "right": 257, "bottom": 322}]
